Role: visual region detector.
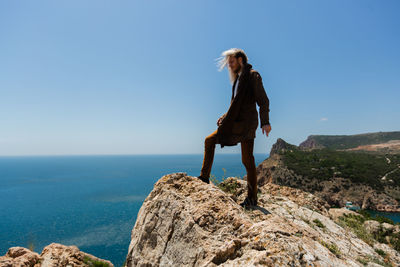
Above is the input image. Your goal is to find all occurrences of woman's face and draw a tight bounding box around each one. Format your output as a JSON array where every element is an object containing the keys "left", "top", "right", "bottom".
[{"left": 228, "top": 56, "right": 242, "bottom": 74}]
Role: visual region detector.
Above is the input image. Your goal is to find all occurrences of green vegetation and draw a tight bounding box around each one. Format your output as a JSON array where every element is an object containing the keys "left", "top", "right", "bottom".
[
  {"left": 280, "top": 148, "right": 400, "bottom": 189},
  {"left": 210, "top": 168, "right": 241, "bottom": 194},
  {"left": 337, "top": 211, "right": 400, "bottom": 255},
  {"left": 218, "top": 178, "right": 241, "bottom": 195},
  {"left": 313, "top": 218, "right": 326, "bottom": 228},
  {"left": 370, "top": 257, "right": 392, "bottom": 267},
  {"left": 374, "top": 248, "right": 387, "bottom": 257},
  {"left": 319, "top": 240, "right": 341, "bottom": 257},
  {"left": 209, "top": 168, "right": 227, "bottom": 185},
  {"left": 209, "top": 174, "right": 219, "bottom": 186},
  {"left": 83, "top": 255, "right": 111, "bottom": 267},
  {"left": 356, "top": 257, "right": 369, "bottom": 265},
  {"left": 337, "top": 213, "right": 375, "bottom": 246},
  {"left": 294, "top": 232, "right": 303, "bottom": 237},
  {"left": 387, "top": 168, "right": 400, "bottom": 182},
  {"left": 356, "top": 255, "right": 392, "bottom": 267},
  {"left": 27, "top": 241, "right": 35, "bottom": 252},
  {"left": 305, "top": 131, "right": 400, "bottom": 150},
  {"left": 300, "top": 216, "right": 310, "bottom": 225}
]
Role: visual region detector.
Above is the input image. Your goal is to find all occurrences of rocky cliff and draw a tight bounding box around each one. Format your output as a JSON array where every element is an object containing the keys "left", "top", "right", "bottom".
[
  {"left": 125, "top": 172, "right": 400, "bottom": 266},
  {"left": 0, "top": 243, "right": 114, "bottom": 267}
]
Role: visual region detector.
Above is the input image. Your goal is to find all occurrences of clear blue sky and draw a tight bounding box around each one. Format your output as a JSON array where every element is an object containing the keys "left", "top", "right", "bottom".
[{"left": 1, "top": 0, "right": 399, "bottom": 156}]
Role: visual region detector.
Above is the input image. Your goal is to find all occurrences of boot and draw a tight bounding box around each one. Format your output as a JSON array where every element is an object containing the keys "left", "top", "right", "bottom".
[{"left": 197, "top": 175, "right": 210, "bottom": 184}]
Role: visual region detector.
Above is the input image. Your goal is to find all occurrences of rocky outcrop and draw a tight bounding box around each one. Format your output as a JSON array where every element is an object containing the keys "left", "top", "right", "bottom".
[
  {"left": 363, "top": 220, "right": 382, "bottom": 235},
  {"left": 0, "top": 247, "right": 40, "bottom": 267},
  {"left": 125, "top": 172, "right": 400, "bottom": 266},
  {"left": 361, "top": 190, "right": 400, "bottom": 211},
  {"left": 0, "top": 243, "right": 114, "bottom": 267},
  {"left": 299, "top": 135, "right": 325, "bottom": 150},
  {"left": 270, "top": 138, "right": 298, "bottom": 156}
]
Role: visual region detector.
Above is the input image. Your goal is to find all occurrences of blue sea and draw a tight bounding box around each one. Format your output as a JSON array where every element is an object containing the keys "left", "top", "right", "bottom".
[
  {"left": 365, "top": 210, "right": 400, "bottom": 223},
  {"left": 0, "top": 153, "right": 268, "bottom": 267}
]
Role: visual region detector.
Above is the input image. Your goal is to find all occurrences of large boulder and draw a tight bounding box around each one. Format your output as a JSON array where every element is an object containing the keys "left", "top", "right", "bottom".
[
  {"left": 363, "top": 220, "right": 381, "bottom": 235},
  {"left": 0, "top": 247, "right": 40, "bottom": 267}
]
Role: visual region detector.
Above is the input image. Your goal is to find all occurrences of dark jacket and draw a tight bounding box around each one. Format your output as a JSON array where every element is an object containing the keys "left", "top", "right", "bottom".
[{"left": 216, "top": 63, "right": 270, "bottom": 148}]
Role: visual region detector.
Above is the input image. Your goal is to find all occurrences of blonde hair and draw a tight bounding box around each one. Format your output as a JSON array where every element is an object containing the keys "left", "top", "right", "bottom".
[{"left": 215, "top": 48, "right": 249, "bottom": 84}]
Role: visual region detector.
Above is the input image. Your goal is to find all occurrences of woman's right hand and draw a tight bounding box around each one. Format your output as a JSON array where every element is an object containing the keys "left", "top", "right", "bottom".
[
  {"left": 217, "top": 117, "right": 223, "bottom": 126},
  {"left": 217, "top": 114, "right": 226, "bottom": 126}
]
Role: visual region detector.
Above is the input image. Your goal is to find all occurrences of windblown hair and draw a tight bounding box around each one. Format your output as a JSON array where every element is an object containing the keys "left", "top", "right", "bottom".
[{"left": 215, "top": 48, "right": 249, "bottom": 84}]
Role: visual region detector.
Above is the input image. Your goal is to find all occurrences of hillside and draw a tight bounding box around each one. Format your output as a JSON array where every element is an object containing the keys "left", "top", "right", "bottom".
[
  {"left": 299, "top": 131, "right": 400, "bottom": 152},
  {"left": 253, "top": 138, "right": 400, "bottom": 212}
]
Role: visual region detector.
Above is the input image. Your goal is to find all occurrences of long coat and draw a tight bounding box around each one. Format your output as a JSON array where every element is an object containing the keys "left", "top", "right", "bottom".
[{"left": 216, "top": 63, "right": 270, "bottom": 148}]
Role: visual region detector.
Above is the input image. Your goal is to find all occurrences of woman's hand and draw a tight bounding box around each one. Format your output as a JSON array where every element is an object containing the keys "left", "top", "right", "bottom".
[
  {"left": 217, "top": 114, "right": 226, "bottom": 126},
  {"left": 262, "top": 124, "right": 271, "bottom": 136}
]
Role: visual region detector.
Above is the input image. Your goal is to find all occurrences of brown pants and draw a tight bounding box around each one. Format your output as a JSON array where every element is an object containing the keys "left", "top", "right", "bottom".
[{"left": 200, "top": 129, "right": 258, "bottom": 200}]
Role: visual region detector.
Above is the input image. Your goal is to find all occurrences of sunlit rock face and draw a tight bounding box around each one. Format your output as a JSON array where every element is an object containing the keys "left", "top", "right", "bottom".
[{"left": 125, "top": 172, "right": 400, "bottom": 267}]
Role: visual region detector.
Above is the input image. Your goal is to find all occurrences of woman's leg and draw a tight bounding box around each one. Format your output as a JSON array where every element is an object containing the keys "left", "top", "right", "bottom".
[
  {"left": 241, "top": 138, "right": 257, "bottom": 200},
  {"left": 200, "top": 129, "right": 218, "bottom": 179}
]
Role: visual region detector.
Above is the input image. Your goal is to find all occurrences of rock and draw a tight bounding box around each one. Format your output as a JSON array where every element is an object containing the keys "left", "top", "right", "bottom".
[
  {"left": 0, "top": 243, "right": 114, "bottom": 267},
  {"left": 0, "top": 247, "right": 40, "bottom": 267},
  {"left": 328, "top": 208, "right": 358, "bottom": 221},
  {"left": 299, "top": 135, "right": 326, "bottom": 150},
  {"left": 373, "top": 243, "right": 400, "bottom": 263},
  {"left": 261, "top": 182, "right": 330, "bottom": 216},
  {"left": 394, "top": 225, "right": 400, "bottom": 234},
  {"left": 381, "top": 222, "right": 394, "bottom": 233},
  {"left": 362, "top": 191, "right": 399, "bottom": 211},
  {"left": 363, "top": 220, "right": 381, "bottom": 235},
  {"left": 125, "top": 172, "right": 400, "bottom": 266},
  {"left": 269, "top": 138, "right": 298, "bottom": 156},
  {"left": 40, "top": 243, "right": 114, "bottom": 267}
]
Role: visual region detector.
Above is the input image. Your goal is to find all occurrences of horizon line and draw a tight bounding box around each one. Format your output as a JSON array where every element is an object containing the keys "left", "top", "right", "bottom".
[{"left": 0, "top": 152, "right": 270, "bottom": 157}]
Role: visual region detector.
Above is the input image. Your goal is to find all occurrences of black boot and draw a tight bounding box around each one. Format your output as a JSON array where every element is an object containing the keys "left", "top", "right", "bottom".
[
  {"left": 239, "top": 196, "right": 257, "bottom": 208},
  {"left": 197, "top": 175, "right": 210, "bottom": 184}
]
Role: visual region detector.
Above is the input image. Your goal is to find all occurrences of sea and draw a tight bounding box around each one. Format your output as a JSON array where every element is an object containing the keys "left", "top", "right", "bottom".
[{"left": 0, "top": 153, "right": 269, "bottom": 267}]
